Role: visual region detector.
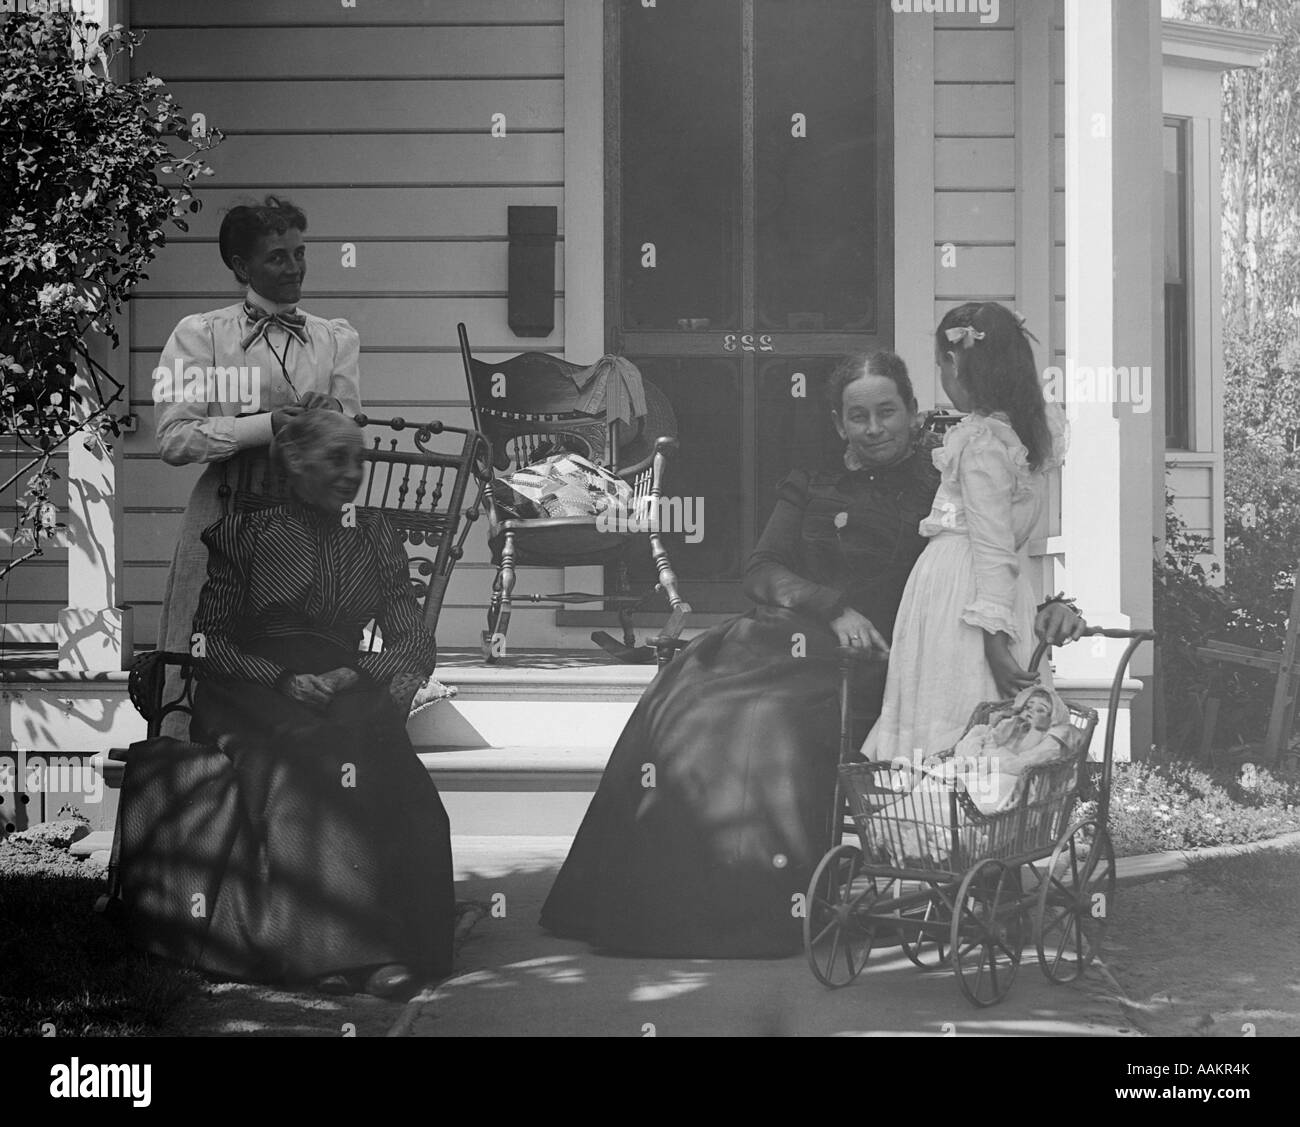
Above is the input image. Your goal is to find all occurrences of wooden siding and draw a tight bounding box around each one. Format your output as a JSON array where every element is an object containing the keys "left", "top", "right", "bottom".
[{"left": 122, "top": 0, "right": 566, "bottom": 645}]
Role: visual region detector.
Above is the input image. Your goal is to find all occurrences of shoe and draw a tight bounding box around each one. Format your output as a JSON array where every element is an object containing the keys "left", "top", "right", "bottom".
[
  {"left": 363, "top": 963, "right": 415, "bottom": 999},
  {"left": 314, "top": 973, "right": 354, "bottom": 995}
]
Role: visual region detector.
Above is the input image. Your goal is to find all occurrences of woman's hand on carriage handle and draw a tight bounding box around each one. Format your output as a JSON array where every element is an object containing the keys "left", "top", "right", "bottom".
[
  {"left": 1033, "top": 601, "right": 1086, "bottom": 646},
  {"left": 830, "top": 608, "right": 890, "bottom": 657},
  {"left": 984, "top": 631, "right": 1038, "bottom": 698},
  {"left": 280, "top": 672, "right": 335, "bottom": 708}
]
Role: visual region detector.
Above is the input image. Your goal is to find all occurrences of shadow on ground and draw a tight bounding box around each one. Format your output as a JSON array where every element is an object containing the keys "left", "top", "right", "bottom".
[{"left": 405, "top": 842, "right": 1133, "bottom": 1038}]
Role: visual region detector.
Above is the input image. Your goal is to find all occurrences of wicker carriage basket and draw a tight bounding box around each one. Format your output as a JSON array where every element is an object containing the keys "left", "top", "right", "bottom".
[{"left": 840, "top": 698, "right": 1099, "bottom": 876}]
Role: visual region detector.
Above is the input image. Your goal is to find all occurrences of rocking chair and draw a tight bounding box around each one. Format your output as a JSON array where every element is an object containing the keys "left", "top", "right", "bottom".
[{"left": 457, "top": 322, "right": 691, "bottom": 664}]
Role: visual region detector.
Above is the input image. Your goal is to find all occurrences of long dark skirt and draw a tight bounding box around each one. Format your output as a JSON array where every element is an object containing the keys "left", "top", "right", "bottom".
[
  {"left": 119, "top": 637, "right": 454, "bottom": 984},
  {"left": 540, "top": 606, "right": 886, "bottom": 958}
]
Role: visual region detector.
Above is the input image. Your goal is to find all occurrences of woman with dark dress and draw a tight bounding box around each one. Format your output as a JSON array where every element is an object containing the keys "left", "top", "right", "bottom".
[
  {"left": 181, "top": 409, "right": 454, "bottom": 996},
  {"left": 540, "top": 352, "right": 1082, "bottom": 958}
]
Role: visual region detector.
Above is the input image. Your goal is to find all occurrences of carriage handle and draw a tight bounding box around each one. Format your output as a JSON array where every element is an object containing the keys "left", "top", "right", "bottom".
[{"left": 1029, "top": 626, "right": 1155, "bottom": 826}]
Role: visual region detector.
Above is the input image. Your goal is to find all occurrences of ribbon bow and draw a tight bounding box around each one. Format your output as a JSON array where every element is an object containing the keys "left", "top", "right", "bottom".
[
  {"left": 944, "top": 325, "right": 985, "bottom": 350},
  {"left": 241, "top": 303, "right": 309, "bottom": 350}
]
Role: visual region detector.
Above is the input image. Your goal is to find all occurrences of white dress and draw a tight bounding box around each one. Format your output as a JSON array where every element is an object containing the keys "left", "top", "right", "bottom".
[{"left": 861, "top": 407, "right": 1068, "bottom": 762}]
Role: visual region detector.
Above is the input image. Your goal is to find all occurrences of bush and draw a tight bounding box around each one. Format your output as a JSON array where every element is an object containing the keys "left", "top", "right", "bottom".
[
  {"left": 1154, "top": 494, "right": 1230, "bottom": 751},
  {"left": 0, "top": 7, "right": 220, "bottom": 568},
  {"left": 1080, "top": 760, "right": 1300, "bottom": 856}
]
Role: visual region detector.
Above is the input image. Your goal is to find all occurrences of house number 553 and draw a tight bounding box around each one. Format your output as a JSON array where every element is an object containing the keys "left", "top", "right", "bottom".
[{"left": 722, "top": 334, "right": 775, "bottom": 353}]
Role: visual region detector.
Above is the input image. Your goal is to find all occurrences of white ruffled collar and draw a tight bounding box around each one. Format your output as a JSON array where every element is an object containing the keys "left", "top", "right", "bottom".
[{"left": 941, "top": 403, "right": 1069, "bottom": 474}]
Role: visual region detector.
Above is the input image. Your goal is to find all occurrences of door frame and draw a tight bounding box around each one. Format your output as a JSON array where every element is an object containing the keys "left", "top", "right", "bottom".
[{"left": 598, "top": 0, "right": 896, "bottom": 608}]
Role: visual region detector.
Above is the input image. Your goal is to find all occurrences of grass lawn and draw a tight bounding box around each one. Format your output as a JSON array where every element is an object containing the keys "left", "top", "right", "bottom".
[{"left": 0, "top": 850, "right": 200, "bottom": 1037}]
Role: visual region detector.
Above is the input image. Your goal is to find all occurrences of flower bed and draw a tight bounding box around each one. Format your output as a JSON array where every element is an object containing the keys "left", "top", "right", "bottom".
[{"left": 1078, "top": 759, "right": 1300, "bottom": 856}]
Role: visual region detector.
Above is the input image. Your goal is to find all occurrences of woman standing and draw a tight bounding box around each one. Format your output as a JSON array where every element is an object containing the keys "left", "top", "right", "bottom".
[
  {"left": 154, "top": 196, "right": 361, "bottom": 732},
  {"left": 540, "top": 352, "right": 1083, "bottom": 958}
]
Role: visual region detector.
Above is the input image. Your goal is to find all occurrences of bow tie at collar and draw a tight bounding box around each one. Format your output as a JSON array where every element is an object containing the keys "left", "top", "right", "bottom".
[{"left": 241, "top": 302, "right": 309, "bottom": 349}]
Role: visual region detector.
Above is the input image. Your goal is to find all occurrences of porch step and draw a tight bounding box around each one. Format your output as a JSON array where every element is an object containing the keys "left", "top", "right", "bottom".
[
  {"left": 422, "top": 744, "right": 609, "bottom": 836},
  {"left": 413, "top": 660, "right": 655, "bottom": 749}
]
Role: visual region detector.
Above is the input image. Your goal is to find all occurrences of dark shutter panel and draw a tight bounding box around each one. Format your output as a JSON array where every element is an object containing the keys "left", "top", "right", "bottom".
[{"left": 508, "top": 205, "right": 558, "bottom": 337}]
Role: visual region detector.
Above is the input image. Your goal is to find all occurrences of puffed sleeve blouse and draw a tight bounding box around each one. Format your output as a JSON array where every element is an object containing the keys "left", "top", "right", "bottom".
[
  {"left": 154, "top": 303, "right": 362, "bottom": 467},
  {"left": 743, "top": 435, "right": 942, "bottom": 640},
  {"left": 919, "top": 406, "right": 1068, "bottom": 643}
]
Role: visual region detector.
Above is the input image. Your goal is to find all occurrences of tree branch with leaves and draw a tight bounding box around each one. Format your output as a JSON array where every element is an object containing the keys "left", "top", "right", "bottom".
[{"left": 0, "top": 7, "right": 223, "bottom": 579}]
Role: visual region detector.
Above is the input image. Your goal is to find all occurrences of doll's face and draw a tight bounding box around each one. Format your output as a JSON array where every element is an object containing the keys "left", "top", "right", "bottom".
[{"left": 1022, "top": 694, "right": 1053, "bottom": 730}]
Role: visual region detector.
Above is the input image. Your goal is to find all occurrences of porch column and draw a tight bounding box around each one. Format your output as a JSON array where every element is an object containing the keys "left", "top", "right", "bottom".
[
  {"left": 1055, "top": 0, "right": 1161, "bottom": 758},
  {"left": 59, "top": 0, "right": 133, "bottom": 672},
  {"left": 560, "top": 0, "right": 607, "bottom": 610}
]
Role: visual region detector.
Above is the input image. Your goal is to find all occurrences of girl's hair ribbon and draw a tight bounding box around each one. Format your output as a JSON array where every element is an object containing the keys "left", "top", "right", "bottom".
[{"left": 944, "top": 325, "right": 985, "bottom": 350}]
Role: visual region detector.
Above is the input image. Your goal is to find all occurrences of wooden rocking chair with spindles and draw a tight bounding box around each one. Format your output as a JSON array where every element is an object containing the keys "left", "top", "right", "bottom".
[{"left": 457, "top": 322, "right": 691, "bottom": 665}]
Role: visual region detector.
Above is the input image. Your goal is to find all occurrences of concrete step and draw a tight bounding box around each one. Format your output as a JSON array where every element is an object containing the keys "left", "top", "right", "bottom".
[
  {"left": 413, "top": 661, "right": 654, "bottom": 749},
  {"left": 420, "top": 744, "right": 609, "bottom": 835}
]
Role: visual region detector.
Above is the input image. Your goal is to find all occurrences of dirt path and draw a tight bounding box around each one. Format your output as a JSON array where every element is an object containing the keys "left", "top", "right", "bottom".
[{"left": 1103, "top": 854, "right": 1300, "bottom": 1038}]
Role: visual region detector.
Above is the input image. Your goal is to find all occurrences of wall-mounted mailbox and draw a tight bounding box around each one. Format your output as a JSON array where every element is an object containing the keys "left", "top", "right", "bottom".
[{"left": 508, "top": 205, "right": 558, "bottom": 338}]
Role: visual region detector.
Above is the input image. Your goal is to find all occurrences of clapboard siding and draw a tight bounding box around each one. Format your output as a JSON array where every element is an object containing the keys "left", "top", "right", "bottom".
[
  {"left": 128, "top": 352, "right": 514, "bottom": 408},
  {"left": 180, "top": 187, "right": 564, "bottom": 240},
  {"left": 133, "top": 29, "right": 564, "bottom": 79},
  {"left": 164, "top": 135, "right": 562, "bottom": 187},
  {"left": 125, "top": 561, "right": 549, "bottom": 612},
  {"left": 122, "top": 2, "right": 567, "bottom": 649},
  {"left": 131, "top": 299, "right": 564, "bottom": 352},
  {"left": 1, "top": 447, "right": 68, "bottom": 623},
  {"left": 136, "top": 243, "right": 564, "bottom": 296},
  {"left": 163, "top": 81, "right": 564, "bottom": 132},
  {"left": 1168, "top": 463, "right": 1214, "bottom": 536},
  {"left": 935, "top": 193, "right": 1015, "bottom": 244},
  {"left": 934, "top": 246, "right": 1016, "bottom": 300},
  {"left": 132, "top": 0, "right": 565, "bottom": 26}
]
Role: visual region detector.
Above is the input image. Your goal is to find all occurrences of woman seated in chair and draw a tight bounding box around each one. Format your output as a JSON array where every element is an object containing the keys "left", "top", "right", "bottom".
[
  {"left": 179, "top": 409, "right": 454, "bottom": 996},
  {"left": 540, "top": 351, "right": 1084, "bottom": 958}
]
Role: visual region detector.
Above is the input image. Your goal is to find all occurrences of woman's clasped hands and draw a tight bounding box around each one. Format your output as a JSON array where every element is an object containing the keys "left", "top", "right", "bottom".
[{"left": 280, "top": 666, "right": 361, "bottom": 709}]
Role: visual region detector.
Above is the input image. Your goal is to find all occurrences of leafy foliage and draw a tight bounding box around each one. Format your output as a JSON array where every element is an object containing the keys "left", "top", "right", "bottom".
[
  {"left": 0, "top": 7, "right": 221, "bottom": 570},
  {"left": 1155, "top": 493, "right": 1230, "bottom": 751},
  {"left": 1079, "top": 759, "right": 1300, "bottom": 855}
]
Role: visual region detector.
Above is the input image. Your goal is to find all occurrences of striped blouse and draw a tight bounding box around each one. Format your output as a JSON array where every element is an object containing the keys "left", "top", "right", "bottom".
[{"left": 191, "top": 502, "right": 436, "bottom": 690}]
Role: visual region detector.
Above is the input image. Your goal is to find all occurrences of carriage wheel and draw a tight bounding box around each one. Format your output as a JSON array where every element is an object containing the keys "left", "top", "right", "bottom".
[
  {"left": 804, "top": 844, "right": 876, "bottom": 988},
  {"left": 949, "top": 859, "right": 1025, "bottom": 1007},
  {"left": 900, "top": 889, "right": 951, "bottom": 970},
  {"left": 1035, "top": 818, "right": 1115, "bottom": 984}
]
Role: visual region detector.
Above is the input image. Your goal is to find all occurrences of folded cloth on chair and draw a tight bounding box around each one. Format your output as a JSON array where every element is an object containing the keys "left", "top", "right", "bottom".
[
  {"left": 499, "top": 450, "right": 635, "bottom": 519},
  {"left": 566, "top": 355, "right": 648, "bottom": 428}
]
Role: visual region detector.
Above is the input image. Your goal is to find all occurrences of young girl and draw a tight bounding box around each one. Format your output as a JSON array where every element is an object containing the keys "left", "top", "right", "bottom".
[{"left": 862, "top": 302, "right": 1068, "bottom": 763}]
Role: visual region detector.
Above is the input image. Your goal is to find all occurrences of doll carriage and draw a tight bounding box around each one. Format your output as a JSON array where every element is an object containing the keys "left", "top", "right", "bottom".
[{"left": 803, "top": 627, "right": 1153, "bottom": 1007}]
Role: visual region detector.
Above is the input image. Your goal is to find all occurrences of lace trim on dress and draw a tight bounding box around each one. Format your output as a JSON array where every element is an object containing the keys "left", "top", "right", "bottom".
[{"left": 961, "top": 599, "right": 1022, "bottom": 646}]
